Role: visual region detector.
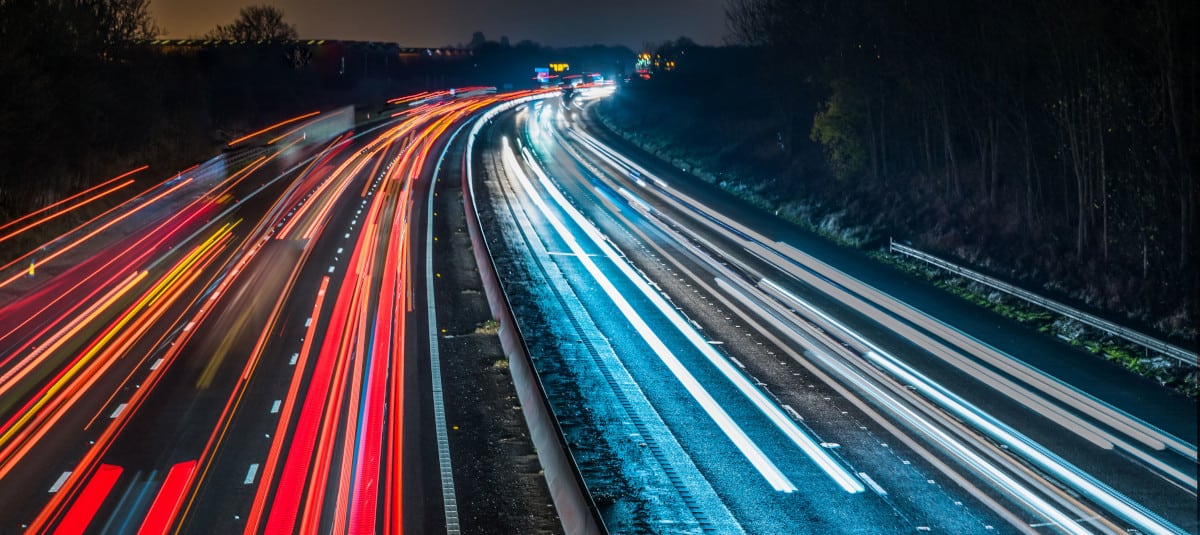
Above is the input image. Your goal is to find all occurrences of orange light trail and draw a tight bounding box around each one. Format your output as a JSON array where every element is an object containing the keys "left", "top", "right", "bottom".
[
  {"left": 0, "top": 165, "right": 147, "bottom": 234},
  {"left": 227, "top": 110, "right": 320, "bottom": 147},
  {"left": 21, "top": 225, "right": 234, "bottom": 533},
  {"left": 266, "top": 111, "right": 343, "bottom": 145},
  {"left": 0, "top": 178, "right": 192, "bottom": 290},
  {"left": 0, "top": 165, "right": 146, "bottom": 236},
  {"left": 0, "top": 180, "right": 161, "bottom": 283},
  {"left": 0, "top": 271, "right": 142, "bottom": 433},
  {"left": 0, "top": 179, "right": 135, "bottom": 244},
  {"left": 242, "top": 276, "right": 330, "bottom": 534},
  {"left": 11, "top": 91, "right": 543, "bottom": 533},
  {"left": 0, "top": 271, "right": 146, "bottom": 457},
  {"left": 172, "top": 226, "right": 314, "bottom": 534},
  {"left": 0, "top": 224, "right": 233, "bottom": 460}
]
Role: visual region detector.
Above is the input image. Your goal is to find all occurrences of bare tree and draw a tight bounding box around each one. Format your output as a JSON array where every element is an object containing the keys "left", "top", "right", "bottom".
[
  {"left": 207, "top": 5, "right": 297, "bottom": 41},
  {"left": 95, "top": 0, "right": 161, "bottom": 44}
]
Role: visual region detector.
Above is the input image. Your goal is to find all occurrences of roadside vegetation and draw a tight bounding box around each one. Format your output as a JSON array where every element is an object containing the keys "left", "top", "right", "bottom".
[{"left": 595, "top": 0, "right": 1197, "bottom": 396}]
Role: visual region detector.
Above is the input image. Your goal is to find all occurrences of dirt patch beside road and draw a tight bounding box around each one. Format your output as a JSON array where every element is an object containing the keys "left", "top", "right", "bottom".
[{"left": 431, "top": 157, "right": 561, "bottom": 533}]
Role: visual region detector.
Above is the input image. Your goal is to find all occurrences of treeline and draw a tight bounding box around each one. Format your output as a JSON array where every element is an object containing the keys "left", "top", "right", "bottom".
[
  {"left": 0, "top": 0, "right": 334, "bottom": 225},
  {"left": 0, "top": 0, "right": 163, "bottom": 213},
  {"left": 705, "top": 0, "right": 1196, "bottom": 337},
  {"left": 0, "top": 2, "right": 503, "bottom": 227}
]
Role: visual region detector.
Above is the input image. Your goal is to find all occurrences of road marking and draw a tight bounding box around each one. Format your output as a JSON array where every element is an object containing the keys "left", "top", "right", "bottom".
[
  {"left": 150, "top": 358, "right": 164, "bottom": 370},
  {"left": 1029, "top": 517, "right": 1100, "bottom": 529},
  {"left": 270, "top": 400, "right": 281, "bottom": 414},
  {"left": 857, "top": 472, "right": 887, "bottom": 495},
  {"left": 289, "top": 353, "right": 298, "bottom": 365},
  {"left": 304, "top": 317, "right": 312, "bottom": 328},
  {"left": 427, "top": 117, "right": 474, "bottom": 534},
  {"left": 244, "top": 464, "right": 259, "bottom": 485},
  {"left": 49, "top": 471, "right": 72, "bottom": 493},
  {"left": 782, "top": 405, "right": 803, "bottom": 422},
  {"left": 503, "top": 139, "right": 807, "bottom": 493},
  {"left": 110, "top": 403, "right": 128, "bottom": 419},
  {"left": 729, "top": 357, "right": 745, "bottom": 369}
]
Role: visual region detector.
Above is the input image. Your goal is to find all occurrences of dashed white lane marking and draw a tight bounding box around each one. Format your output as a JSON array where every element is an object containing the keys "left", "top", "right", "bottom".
[
  {"left": 110, "top": 403, "right": 128, "bottom": 419},
  {"left": 782, "top": 404, "right": 804, "bottom": 422},
  {"left": 857, "top": 472, "right": 887, "bottom": 496},
  {"left": 270, "top": 400, "right": 281, "bottom": 414},
  {"left": 244, "top": 463, "right": 259, "bottom": 485},
  {"left": 49, "top": 472, "right": 72, "bottom": 493}
]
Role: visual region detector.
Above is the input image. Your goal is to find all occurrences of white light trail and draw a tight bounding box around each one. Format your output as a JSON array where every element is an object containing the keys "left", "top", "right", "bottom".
[
  {"left": 501, "top": 137, "right": 795, "bottom": 492},
  {"left": 522, "top": 118, "right": 864, "bottom": 494},
  {"left": 508, "top": 134, "right": 866, "bottom": 494},
  {"left": 764, "top": 279, "right": 1187, "bottom": 535}
]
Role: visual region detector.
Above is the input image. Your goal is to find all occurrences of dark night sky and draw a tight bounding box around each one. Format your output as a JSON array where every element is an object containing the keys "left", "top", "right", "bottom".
[{"left": 151, "top": 0, "right": 729, "bottom": 49}]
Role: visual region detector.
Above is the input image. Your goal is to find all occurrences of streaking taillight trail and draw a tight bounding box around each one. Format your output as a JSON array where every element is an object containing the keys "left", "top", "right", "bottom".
[{"left": 3, "top": 90, "right": 551, "bottom": 533}]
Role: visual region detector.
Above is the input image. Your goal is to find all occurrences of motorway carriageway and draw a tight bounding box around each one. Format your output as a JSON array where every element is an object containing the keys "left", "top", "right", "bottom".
[
  {"left": 472, "top": 96, "right": 1196, "bottom": 534},
  {"left": 0, "top": 90, "right": 547, "bottom": 533}
]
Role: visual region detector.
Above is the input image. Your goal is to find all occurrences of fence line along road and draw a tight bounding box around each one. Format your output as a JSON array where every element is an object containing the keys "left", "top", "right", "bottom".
[{"left": 889, "top": 239, "right": 1197, "bottom": 367}]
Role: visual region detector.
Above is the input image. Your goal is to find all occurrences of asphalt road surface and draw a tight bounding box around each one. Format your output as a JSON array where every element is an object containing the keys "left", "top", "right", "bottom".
[{"left": 470, "top": 93, "right": 1196, "bottom": 534}]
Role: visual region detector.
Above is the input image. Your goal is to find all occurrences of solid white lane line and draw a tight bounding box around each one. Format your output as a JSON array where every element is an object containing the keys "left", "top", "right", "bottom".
[
  {"left": 518, "top": 141, "right": 866, "bottom": 494},
  {"left": 502, "top": 138, "right": 802, "bottom": 493}
]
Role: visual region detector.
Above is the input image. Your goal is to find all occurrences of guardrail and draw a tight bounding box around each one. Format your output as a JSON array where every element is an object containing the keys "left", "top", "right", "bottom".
[
  {"left": 889, "top": 239, "right": 1197, "bottom": 366},
  {"left": 463, "top": 95, "right": 607, "bottom": 535}
]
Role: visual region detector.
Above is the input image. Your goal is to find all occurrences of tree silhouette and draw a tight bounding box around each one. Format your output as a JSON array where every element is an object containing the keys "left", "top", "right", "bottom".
[
  {"left": 468, "top": 31, "right": 487, "bottom": 49},
  {"left": 208, "top": 5, "right": 298, "bottom": 41},
  {"left": 718, "top": 0, "right": 1199, "bottom": 336}
]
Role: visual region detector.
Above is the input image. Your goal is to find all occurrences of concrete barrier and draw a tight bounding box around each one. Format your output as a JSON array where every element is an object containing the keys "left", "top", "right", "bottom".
[{"left": 462, "top": 95, "right": 607, "bottom": 535}]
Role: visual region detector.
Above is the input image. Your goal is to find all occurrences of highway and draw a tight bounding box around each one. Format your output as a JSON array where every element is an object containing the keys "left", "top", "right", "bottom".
[
  {"left": 0, "top": 85, "right": 1193, "bottom": 534},
  {"left": 0, "top": 90, "right": 545, "bottom": 533},
  {"left": 469, "top": 93, "right": 1197, "bottom": 533}
]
